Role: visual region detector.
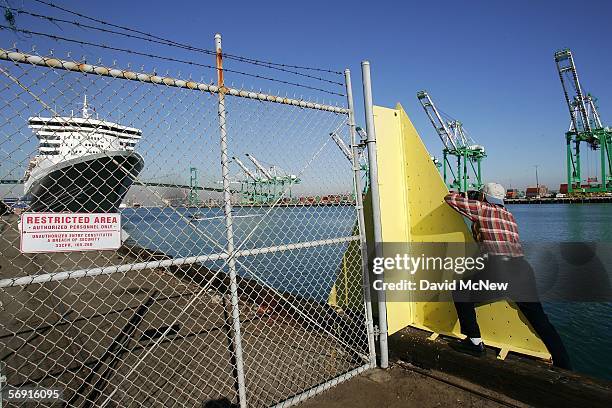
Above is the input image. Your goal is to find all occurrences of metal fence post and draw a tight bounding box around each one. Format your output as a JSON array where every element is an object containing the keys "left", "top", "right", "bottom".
[
  {"left": 361, "top": 60, "right": 389, "bottom": 368},
  {"left": 344, "top": 69, "right": 377, "bottom": 367},
  {"left": 216, "top": 33, "right": 248, "bottom": 407}
]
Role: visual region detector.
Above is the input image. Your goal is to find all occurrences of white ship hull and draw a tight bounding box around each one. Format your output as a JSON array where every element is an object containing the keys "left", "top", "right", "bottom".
[{"left": 24, "top": 151, "right": 144, "bottom": 213}]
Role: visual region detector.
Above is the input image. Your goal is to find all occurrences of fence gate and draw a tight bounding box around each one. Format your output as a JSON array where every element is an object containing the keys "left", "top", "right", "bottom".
[{"left": 0, "top": 34, "right": 375, "bottom": 407}]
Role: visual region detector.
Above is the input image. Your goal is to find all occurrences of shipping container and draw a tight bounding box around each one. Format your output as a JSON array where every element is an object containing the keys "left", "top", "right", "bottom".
[
  {"left": 525, "top": 185, "right": 548, "bottom": 198},
  {"left": 505, "top": 189, "right": 519, "bottom": 199}
]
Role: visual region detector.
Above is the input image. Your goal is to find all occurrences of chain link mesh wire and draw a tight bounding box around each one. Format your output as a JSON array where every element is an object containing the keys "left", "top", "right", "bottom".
[{"left": 0, "top": 43, "right": 372, "bottom": 407}]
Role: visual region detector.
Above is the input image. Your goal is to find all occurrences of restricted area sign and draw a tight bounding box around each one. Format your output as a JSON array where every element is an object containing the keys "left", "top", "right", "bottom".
[{"left": 20, "top": 213, "right": 122, "bottom": 253}]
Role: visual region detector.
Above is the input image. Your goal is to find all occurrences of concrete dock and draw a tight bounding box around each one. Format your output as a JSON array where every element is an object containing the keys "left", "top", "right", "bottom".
[{"left": 300, "top": 365, "right": 522, "bottom": 408}]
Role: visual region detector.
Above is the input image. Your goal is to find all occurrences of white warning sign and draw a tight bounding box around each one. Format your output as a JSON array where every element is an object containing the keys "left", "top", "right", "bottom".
[{"left": 20, "top": 213, "right": 122, "bottom": 253}]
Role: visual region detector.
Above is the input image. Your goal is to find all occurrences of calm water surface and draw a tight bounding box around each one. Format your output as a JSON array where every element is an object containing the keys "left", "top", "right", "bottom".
[{"left": 508, "top": 204, "right": 612, "bottom": 381}]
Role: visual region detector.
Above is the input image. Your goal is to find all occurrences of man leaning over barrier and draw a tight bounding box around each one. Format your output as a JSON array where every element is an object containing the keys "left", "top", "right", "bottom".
[{"left": 444, "top": 182, "right": 572, "bottom": 369}]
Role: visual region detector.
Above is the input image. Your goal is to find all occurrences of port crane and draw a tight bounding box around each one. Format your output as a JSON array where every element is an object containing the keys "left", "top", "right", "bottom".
[
  {"left": 233, "top": 156, "right": 258, "bottom": 181},
  {"left": 417, "top": 91, "right": 486, "bottom": 192},
  {"left": 246, "top": 153, "right": 274, "bottom": 181},
  {"left": 231, "top": 154, "right": 300, "bottom": 204},
  {"left": 330, "top": 130, "right": 369, "bottom": 193},
  {"left": 330, "top": 132, "right": 353, "bottom": 162},
  {"left": 232, "top": 156, "right": 261, "bottom": 203},
  {"left": 188, "top": 167, "right": 199, "bottom": 206},
  {"left": 554, "top": 49, "right": 612, "bottom": 193}
]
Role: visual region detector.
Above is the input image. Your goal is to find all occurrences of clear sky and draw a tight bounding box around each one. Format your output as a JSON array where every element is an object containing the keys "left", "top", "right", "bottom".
[{"left": 3, "top": 0, "right": 612, "bottom": 191}]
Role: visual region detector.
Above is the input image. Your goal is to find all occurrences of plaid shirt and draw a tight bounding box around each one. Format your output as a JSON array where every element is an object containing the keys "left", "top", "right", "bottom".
[{"left": 444, "top": 192, "right": 524, "bottom": 257}]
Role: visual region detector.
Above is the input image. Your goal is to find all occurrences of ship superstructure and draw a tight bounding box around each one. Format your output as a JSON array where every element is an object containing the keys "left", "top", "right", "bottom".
[{"left": 24, "top": 96, "right": 144, "bottom": 213}]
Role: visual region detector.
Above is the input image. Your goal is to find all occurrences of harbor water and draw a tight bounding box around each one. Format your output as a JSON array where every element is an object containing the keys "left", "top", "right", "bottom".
[
  {"left": 122, "top": 206, "right": 356, "bottom": 303},
  {"left": 122, "top": 203, "right": 612, "bottom": 381},
  {"left": 508, "top": 203, "right": 612, "bottom": 381}
]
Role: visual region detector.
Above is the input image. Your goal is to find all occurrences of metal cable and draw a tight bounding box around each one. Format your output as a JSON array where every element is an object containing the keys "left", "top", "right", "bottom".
[
  {"left": 31, "top": 0, "right": 343, "bottom": 75},
  {"left": 2, "top": 6, "right": 345, "bottom": 86},
  {"left": 0, "top": 25, "right": 345, "bottom": 96}
]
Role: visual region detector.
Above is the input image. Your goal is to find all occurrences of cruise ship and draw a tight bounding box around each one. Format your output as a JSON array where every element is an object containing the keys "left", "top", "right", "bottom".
[{"left": 23, "top": 96, "right": 144, "bottom": 213}]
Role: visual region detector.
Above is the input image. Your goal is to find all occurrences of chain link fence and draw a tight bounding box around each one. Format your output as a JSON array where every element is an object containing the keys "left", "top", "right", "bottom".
[{"left": 0, "top": 35, "right": 375, "bottom": 407}]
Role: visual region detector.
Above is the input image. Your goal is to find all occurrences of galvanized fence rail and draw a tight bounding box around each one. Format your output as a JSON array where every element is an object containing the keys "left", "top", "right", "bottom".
[{"left": 0, "top": 33, "right": 376, "bottom": 407}]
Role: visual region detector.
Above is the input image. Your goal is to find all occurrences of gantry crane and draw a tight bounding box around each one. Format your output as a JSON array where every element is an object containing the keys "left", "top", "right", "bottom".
[
  {"left": 246, "top": 154, "right": 274, "bottom": 181},
  {"left": 417, "top": 91, "right": 486, "bottom": 192},
  {"left": 188, "top": 167, "right": 200, "bottom": 206},
  {"left": 232, "top": 154, "right": 300, "bottom": 204},
  {"left": 330, "top": 130, "right": 369, "bottom": 194},
  {"left": 232, "top": 156, "right": 260, "bottom": 203},
  {"left": 233, "top": 156, "right": 258, "bottom": 181},
  {"left": 554, "top": 49, "right": 612, "bottom": 194}
]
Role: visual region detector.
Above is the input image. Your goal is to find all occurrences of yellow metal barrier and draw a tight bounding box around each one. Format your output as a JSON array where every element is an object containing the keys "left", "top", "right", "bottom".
[{"left": 331, "top": 103, "right": 551, "bottom": 361}]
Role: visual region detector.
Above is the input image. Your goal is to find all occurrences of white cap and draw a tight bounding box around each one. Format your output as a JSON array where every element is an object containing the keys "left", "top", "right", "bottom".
[{"left": 480, "top": 182, "right": 505, "bottom": 206}]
